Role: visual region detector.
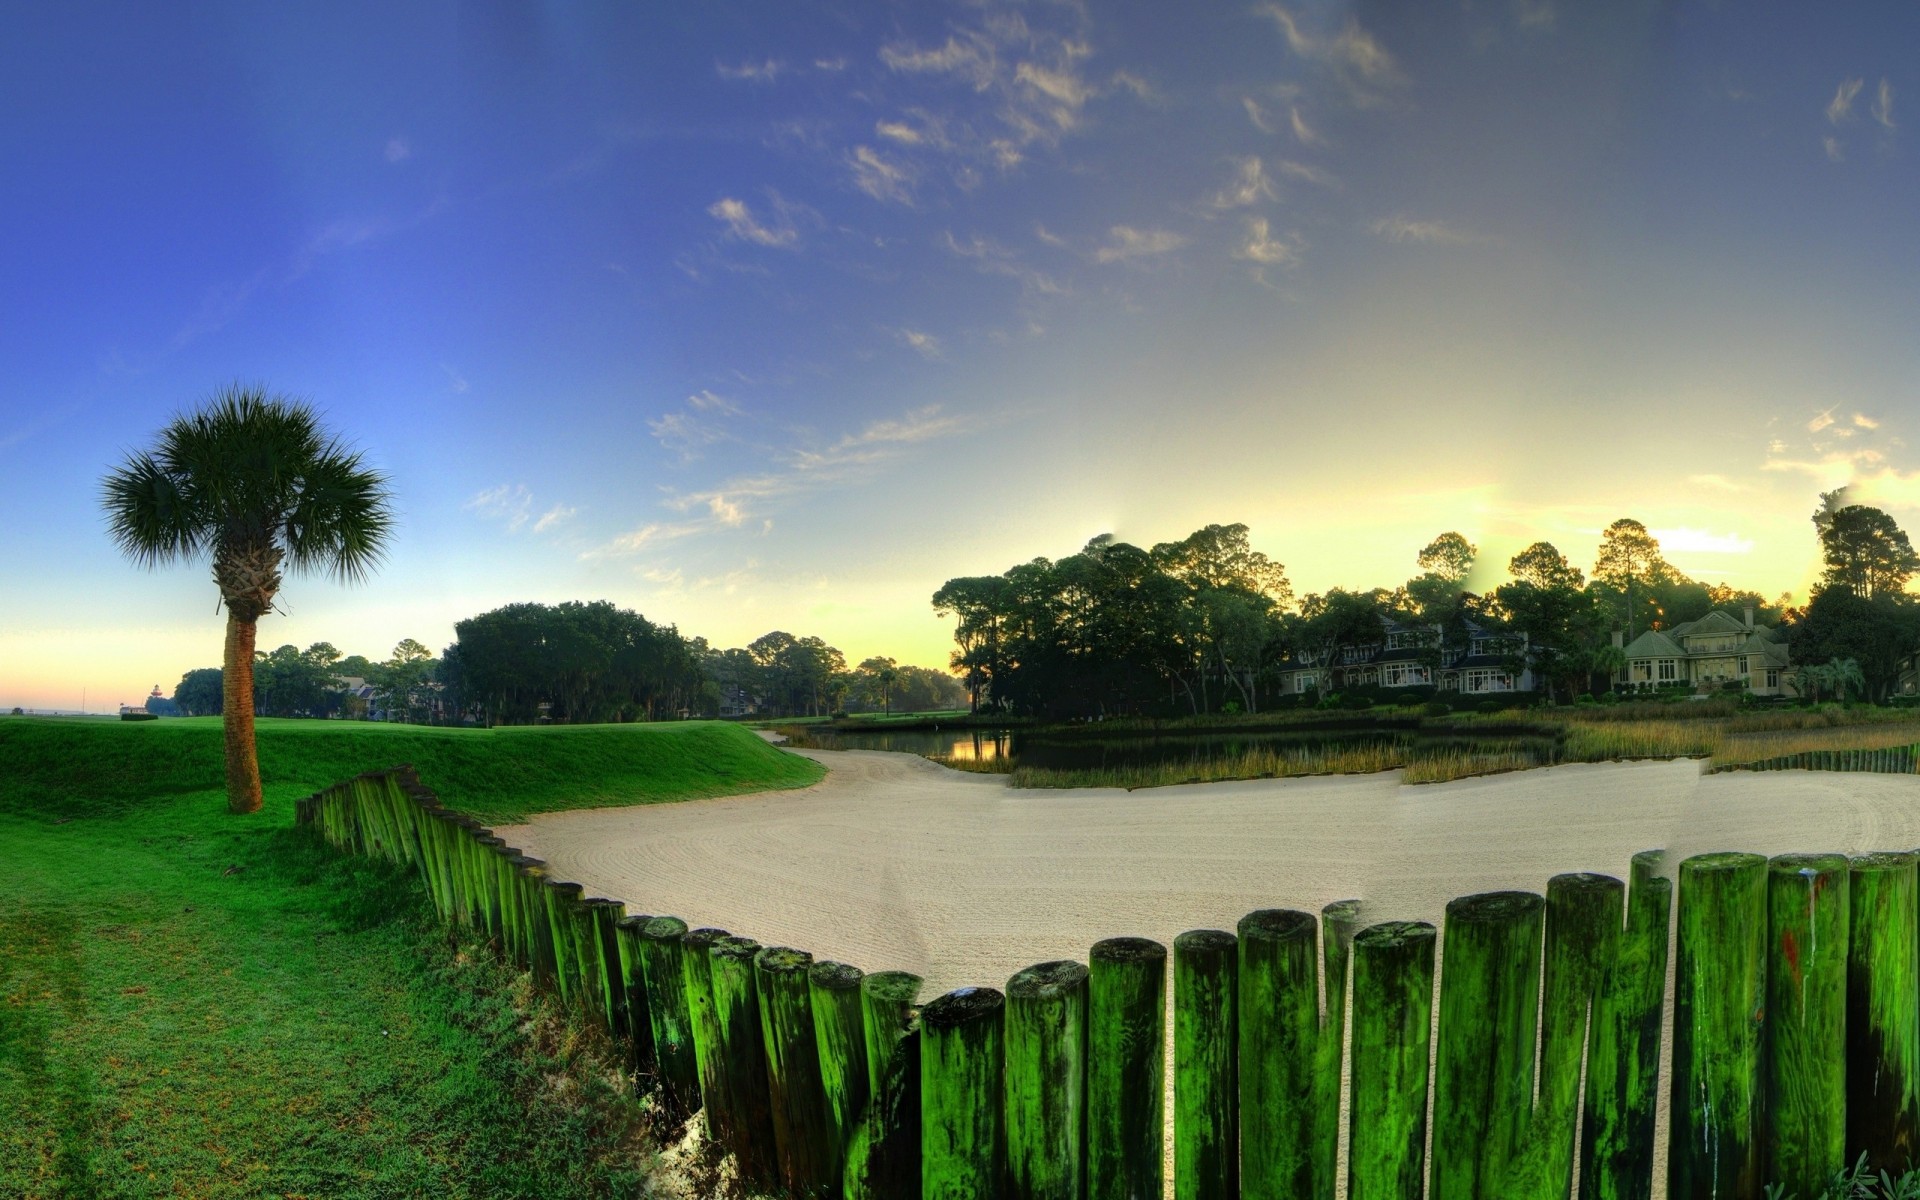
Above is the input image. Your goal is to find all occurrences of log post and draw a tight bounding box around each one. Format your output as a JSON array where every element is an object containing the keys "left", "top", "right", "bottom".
[
  {"left": 921, "top": 986, "right": 1006, "bottom": 1200},
  {"left": 542, "top": 879, "right": 586, "bottom": 1009},
  {"left": 864, "top": 970, "right": 924, "bottom": 1096},
  {"left": 615, "top": 914, "right": 654, "bottom": 1071},
  {"left": 680, "top": 926, "right": 732, "bottom": 1140},
  {"left": 1316, "top": 899, "right": 1361, "bottom": 1189},
  {"left": 755, "top": 946, "right": 837, "bottom": 1197},
  {"left": 1174, "top": 928, "right": 1237, "bottom": 1200},
  {"left": 1667, "top": 851, "right": 1767, "bottom": 1200},
  {"left": 806, "top": 961, "right": 867, "bottom": 1174},
  {"left": 1847, "top": 850, "right": 1920, "bottom": 1171},
  {"left": 710, "top": 935, "right": 779, "bottom": 1189},
  {"left": 1238, "top": 908, "right": 1325, "bottom": 1199},
  {"left": 1347, "top": 920, "right": 1436, "bottom": 1200},
  {"left": 1005, "top": 959, "right": 1090, "bottom": 1200},
  {"left": 639, "top": 916, "right": 699, "bottom": 1114},
  {"left": 1086, "top": 937, "right": 1166, "bottom": 1200},
  {"left": 1430, "top": 891, "right": 1544, "bottom": 1200},
  {"left": 582, "top": 897, "right": 628, "bottom": 1037},
  {"left": 1580, "top": 850, "right": 1673, "bottom": 1200},
  {"left": 1765, "top": 853, "right": 1849, "bottom": 1196},
  {"left": 846, "top": 1023, "right": 922, "bottom": 1199}
]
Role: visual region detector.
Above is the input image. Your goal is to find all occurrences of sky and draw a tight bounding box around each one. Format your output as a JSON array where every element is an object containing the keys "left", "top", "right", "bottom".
[{"left": 4, "top": 1, "right": 1920, "bottom": 711}]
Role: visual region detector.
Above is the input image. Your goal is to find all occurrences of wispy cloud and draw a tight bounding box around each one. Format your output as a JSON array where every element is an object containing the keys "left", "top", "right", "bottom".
[
  {"left": 1208, "top": 157, "right": 1276, "bottom": 209},
  {"left": 1872, "top": 78, "right": 1896, "bottom": 131},
  {"left": 650, "top": 391, "right": 743, "bottom": 459},
  {"left": 593, "top": 406, "right": 974, "bottom": 558},
  {"left": 1242, "top": 96, "right": 1278, "bottom": 134},
  {"left": 848, "top": 144, "right": 915, "bottom": 204},
  {"left": 1827, "top": 77, "right": 1864, "bottom": 125},
  {"left": 688, "top": 389, "right": 741, "bottom": 415},
  {"left": 1370, "top": 215, "right": 1486, "bottom": 246},
  {"left": 384, "top": 136, "right": 411, "bottom": 163},
  {"left": 1257, "top": 4, "right": 1405, "bottom": 106},
  {"left": 1824, "top": 135, "right": 1845, "bottom": 162},
  {"left": 1687, "top": 474, "right": 1748, "bottom": 494},
  {"left": 1276, "top": 159, "right": 1340, "bottom": 189},
  {"left": 533, "top": 504, "right": 578, "bottom": 533},
  {"left": 1094, "top": 225, "right": 1187, "bottom": 264},
  {"left": 1290, "top": 106, "right": 1323, "bottom": 145},
  {"left": 717, "top": 58, "right": 784, "bottom": 83},
  {"left": 940, "top": 230, "right": 1068, "bottom": 296},
  {"left": 708, "top": 195, "right": 800, "bottom": 247},
  {"left": 1650, "top": 527, "right": 1755, "bottom": 555},
  {"left": 1237, "top": 217, "right": 1301, "bottom": 266},
  {"left": 1855, "top": 413, "right": 1881, "bottom": 430},
  {"left": 466, "top": 484, "right": 543, "bottom": 533},
  {"left": 440, "top": 363, "right": 469, "bottom": 394},
  {"left": 893, "top": 327, "right": 944, "bottom": 359}
]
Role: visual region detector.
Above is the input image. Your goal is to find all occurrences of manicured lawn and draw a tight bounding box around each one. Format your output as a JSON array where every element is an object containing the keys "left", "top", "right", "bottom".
[
  {"left": 1, "top": 715, "right": 824, "bottom": 824},
  {"left": 0, "top": 716, "right": 821, "bottom": 1197}
]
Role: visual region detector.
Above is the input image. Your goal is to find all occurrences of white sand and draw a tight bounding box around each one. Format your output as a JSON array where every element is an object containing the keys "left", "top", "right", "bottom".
[{"left": 498, "top": 746, "right": 1920, "bottom": 1198}]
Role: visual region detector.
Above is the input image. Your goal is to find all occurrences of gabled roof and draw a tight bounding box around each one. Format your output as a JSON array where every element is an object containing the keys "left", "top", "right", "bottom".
[
  {"left": 1681, "top": 610, "right": 1750, "bottom": 638},
  {"left": 1622, "top": 629, "right": 1685, "bottom": 659}
]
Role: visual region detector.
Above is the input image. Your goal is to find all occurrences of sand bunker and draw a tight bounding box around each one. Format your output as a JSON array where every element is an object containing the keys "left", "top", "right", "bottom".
[{"left": 501, "top": 746, "right": 1920, "bottom": 996}]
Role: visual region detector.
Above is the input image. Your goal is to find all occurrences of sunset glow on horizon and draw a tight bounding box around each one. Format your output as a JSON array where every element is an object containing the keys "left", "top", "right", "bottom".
[{"left": 5, "top": 3, "right": 1920, "bottom": 711}]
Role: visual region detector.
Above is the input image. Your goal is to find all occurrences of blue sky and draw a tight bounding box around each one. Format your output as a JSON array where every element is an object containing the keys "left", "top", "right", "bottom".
[{"left": 4, "top": 2, "right": 1920, "bottom": 710}]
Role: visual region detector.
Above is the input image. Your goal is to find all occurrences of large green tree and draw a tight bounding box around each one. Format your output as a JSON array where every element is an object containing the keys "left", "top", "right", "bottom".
[
  {"left": 101, "top": 388, "right": 393, "bottom": 812},
  {"left": 1591, "top": 518, "right": 1670, "bottom": 637},
  {"left": 1815, "top": 502, "right": 1920, "bottom": 599}
]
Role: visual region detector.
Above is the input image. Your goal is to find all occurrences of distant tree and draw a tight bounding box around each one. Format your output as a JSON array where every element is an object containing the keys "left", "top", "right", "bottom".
[
  {"left": 1404, "top": 532, "right": 1481, "bottom": 681},
  {"left": 1792, "top": 586, "right": 1920, "bottom": 704},
  {"left": 856, "top": 656, "right": 900, "bottom": 713},
  {"left": 1591, "top": 519, "right": 1669, "bottom": 638},
  {"left": 172, "top": 667, "right": 224, "bottom": 717},
  {"left": 1297, "top": 589, "right": 1389, "bottom": 693},
  {"left": 1508, "top": 541, "right": 1584, "bottom": 592},
  {"left": 380, "top": 638, "right": 437, "bottom": 723},
  {"left": 1816, "top": 503, "right": 1919, "bottom": 600},
  {"left": 1494, "top": 542, "right": 1599, "bottom": 702},
  {"left": 100, "top": 387, "right": 393, "bottom": 812}
]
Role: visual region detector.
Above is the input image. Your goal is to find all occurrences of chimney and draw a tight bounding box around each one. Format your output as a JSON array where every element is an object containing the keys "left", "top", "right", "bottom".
[
  {"left": 1611, "top": 629, "right": 1624, "bottom": 649},
  {"left": 1744, "top": 605, "right": 1754, "bottom": 629}
]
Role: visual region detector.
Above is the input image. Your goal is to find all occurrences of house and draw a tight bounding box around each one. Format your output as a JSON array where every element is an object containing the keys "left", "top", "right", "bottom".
[
  {"left": 1616, "top": 606, "right": 1794, "bottom": 696},
  {"left": 1277, "top": 618, "right": 1535, "bottom": 697}
]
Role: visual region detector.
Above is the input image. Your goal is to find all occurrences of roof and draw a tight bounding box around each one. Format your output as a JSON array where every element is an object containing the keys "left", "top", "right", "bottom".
[
  {"left": 1679, "top": 610, "right": 1750, "bottom": 639},
  {"left": 1622, "top": 629, "right": 1686, "bottom": 659}
]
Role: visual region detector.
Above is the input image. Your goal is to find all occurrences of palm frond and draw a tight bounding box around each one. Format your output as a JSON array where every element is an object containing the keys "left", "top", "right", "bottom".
[
  {"left": 100, "top": 450, "right": 208, "bottom": 568},
  {"left": 280, "top": 440, "right": 396, "bottom": 585}
]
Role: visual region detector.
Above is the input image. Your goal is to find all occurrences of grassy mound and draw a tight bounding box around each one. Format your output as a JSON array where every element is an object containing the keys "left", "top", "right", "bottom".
[{"left": 0, "top": 716, "right": 823, "bottom": 824}]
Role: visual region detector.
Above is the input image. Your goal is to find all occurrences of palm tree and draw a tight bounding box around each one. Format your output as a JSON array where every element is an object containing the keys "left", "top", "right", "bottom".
[{"left": 102, "top": 387, "right": 393, "bottom": 813}]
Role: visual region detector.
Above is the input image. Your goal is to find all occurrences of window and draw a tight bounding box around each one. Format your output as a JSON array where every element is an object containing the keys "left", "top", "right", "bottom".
[
  {"left": 1386, "top": 630, "right": 1430, "bottom": 650},
  {"left": 1461, "top": 668, "right": 1513, "bottom": 693},
  {"left": 1295, "top": 673, "right": 1317, "bottom": 693},
  {"left": 1766, "top": 669, "right": 1780, "bottom": 689},
  {"left": 1657, "top": 660, "right": 1677, "bottom": 682},
  {"left": 1381, "top": 663, "right": 1431, "bottom": 688}
]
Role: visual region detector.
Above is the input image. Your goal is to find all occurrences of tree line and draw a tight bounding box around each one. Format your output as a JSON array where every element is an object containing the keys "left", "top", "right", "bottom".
[
  {"left": 932, "top": 500, "right": 1920, "bottom": 717},
  {"left": 168, "top": 599, "right": 964, "bottom": 726}
]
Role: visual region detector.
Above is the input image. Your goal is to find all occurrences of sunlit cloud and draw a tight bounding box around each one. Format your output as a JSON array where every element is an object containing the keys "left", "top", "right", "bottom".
[
  {"left": 1807, "top": 409, "right": 1836, "bottom": 433},
  {"left": 877, "top": 120, "right": 923, "bottom": 145},
  {"left": 1242, "top": 96, "right": 1278, "bottom": 134},
  {"left": 1257, "top": 4, "right": 1405, "bottom": 106},
  {"left": 1827, "top": 77, "right": 1864, "bottom": 124},
  {"left": 717, "top": 59, "right": 783, "bottom": 83},
  {"left": 1236, "top": 217, "right": 1301, "bottom": 265},
  {"left": 1687, "top": 474, "right": 1748, "bottom": 493},
  {"left": 1208, "top": 157, "right": 1276, "bottom": 209},
  {"left": 1854, "top": 413, "right": 1881, "bottom": 429},
  {"left": 1290, "top": 106, "right": 1322, "bottom": 145},
  {"left": 1872, "top": 78, "right": 1896, "bottom": 131},
  {"left": 708, "top": 195, "right": 799, "bottom": 247},
  {"left": 1094, "top": 225, "right": 1186, "bottom": 264},
  {"left": 848, "top": 145, "right": 914, "bottom": 204},
  {"left": 1369, "top": 215, "right": 1485, "bottom": 245},
  {"left": 1650, "top": 527, "right": 1755, "bottom": 555}
]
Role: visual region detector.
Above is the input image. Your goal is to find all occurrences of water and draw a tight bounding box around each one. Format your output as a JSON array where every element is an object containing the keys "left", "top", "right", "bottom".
[{"left": 786, "top": 723, "right": 1421, "bottom": 773}]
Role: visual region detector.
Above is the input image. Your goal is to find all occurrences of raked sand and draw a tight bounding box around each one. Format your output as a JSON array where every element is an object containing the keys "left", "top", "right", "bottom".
[{"left": 501, "top": 742, "right": 1920, "bottom": 1198}]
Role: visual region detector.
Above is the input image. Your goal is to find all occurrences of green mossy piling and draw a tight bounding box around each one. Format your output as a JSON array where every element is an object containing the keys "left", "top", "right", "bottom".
[
  {"left": 1847, "top": 851, "right": 1920, "bottom": 1172},
  {"left": 582, "top": 897, "right": 628, "bottom": 1037},
  {"left": 1765, "top": 853, "right": 1850, "bottom": 1196},
  {"left": 638, "top": 916, "right": 698, "bottom": 1114},
  {"left": 922, "top": 986, "right": 1006, "bottom": 1200},
  {"left": 1580, "top": 850, "right": 1672, "bottom": 1200},
  {"left": 846, "top": 970, "right": 923, "bottom": 1199},
  {"left": 710, "top": 935, "right": 779, "bottom": 1189},
  {"left": 1316, "top": 899, "right": 1360, "bottom": 1190},
  {"left": 1347, "top": 920, "right": 1435, "bottom": 1200},
  {"left": 1431, "top": 890, "right": 1544, "bottom": 1200},
  {"left": 1238, "top": 908, "right": 1325, "bottom": 1200},
  {"left": 614, "top": 913, "right": 653, "bottom": 1069},
  {"left": 1086, "top": 937, "right": 1165, "bottom": 1200},
  {"left": 1668, "top": 851, "right": 1767, "bottom": 1200},
  {"left": 1005, "top": 959, "right": 1090, "bottom": 1200},
  {"left": 755, "top": 946, "right": 837, "bottom": 1197},
  {"left": 805, "top": 960, "right": 867, "bottom": 1173},
  {"left": 542, "top": 879, "right": 587, "bottom": 1009},
  {"left": 680, "top": 926, "right": 732, "bottom": 1139},
  {"left": 1174, "top": 928, "right": 1238, "bottom": 1200}
]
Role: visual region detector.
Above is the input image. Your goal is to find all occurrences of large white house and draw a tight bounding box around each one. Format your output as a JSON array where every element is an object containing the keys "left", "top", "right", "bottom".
[
  {"left": 1277, "top": 618, "right": 1534, "bottom": 697},
  {"left": 1616, "top": 606, "right": 1795, "bottom": 696}
]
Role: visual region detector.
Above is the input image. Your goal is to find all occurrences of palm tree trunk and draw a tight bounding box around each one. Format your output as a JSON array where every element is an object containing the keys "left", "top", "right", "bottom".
[{"left": 223, "top": 611, "right": 264, "bottom": 814}]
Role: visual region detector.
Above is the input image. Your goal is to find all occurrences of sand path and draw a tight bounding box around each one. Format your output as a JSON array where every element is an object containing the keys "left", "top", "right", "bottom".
[{"left": 500, "top": 746, "right": 1920, "bottom": 1198}]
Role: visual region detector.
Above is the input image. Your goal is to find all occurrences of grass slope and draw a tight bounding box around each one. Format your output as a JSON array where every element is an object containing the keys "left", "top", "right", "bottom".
[{"left": 0, "top": 716, "right": 823, "bottom": 824}]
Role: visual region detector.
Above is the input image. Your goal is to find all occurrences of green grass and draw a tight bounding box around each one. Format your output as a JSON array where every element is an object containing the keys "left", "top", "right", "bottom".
[
  {"left": 0, "top": 715, "right": 823, "bottom": 824},
  {"left": 0, "top": 780, "right": 665, "bottom": 1199}
]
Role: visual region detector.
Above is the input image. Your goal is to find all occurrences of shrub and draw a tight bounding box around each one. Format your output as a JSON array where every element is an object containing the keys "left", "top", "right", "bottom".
[
  {"left": 1341, "top": 693, "right": 1375, "bottom": 710},
  {"left": 1477, "top": 699, "right": 1506, "bottom": 715},
  {"left": 1422, "top": 701, "right": 1452, "bottom": 718}
]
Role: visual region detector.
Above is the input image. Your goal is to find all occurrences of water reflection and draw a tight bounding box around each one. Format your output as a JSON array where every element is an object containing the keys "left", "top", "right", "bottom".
[{"left": 786, "top": 724, "right": 1443, "bottom": 773}]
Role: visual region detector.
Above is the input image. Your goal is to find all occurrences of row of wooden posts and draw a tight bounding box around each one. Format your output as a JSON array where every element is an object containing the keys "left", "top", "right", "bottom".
[
  {"left": 1715, "top": 745, "right": 1920, "bottom": 775},
  {"left": 296, "top": 766, "right": 1920, "bottom": 1200}
]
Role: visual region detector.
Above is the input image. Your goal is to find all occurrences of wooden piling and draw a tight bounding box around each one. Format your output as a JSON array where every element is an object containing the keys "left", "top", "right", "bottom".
[
  {"left": 542, "top": 879, "right": 586, "bottom": 1009},
  {"left": 1006, "top": 959, "right": 1091, "bottom": 1200},
  {"left": 1580, "top": 850, "right": 1673, "bottom": 1200},
  {"left": 863, "top": 970, "right": 923, "bottom": 1095},
  {"left": 1765, "top": 853, "right": 1849, "bottom": 1196},
  {"left": 582, "top": 897, "right": 628, "bottom": 1037},
  {"left": 1347, "top": 920, "right": 1436, "bottom": 1200},
  {"left": 846, "top": 1023, "right": 922, "bottom": 1200},
  {"left": 710, "top": 935, "right": 779, "bottom": 1189},
  {"left": 921, "top": 986, "right": 1006, "bottom": 1200},
  {"left": 680, "top": 926, "right": 732, "bottom": 1139},
  {"left": 1847, "top": 850, "right": 1920, "bottom": 1171},
  {"left": 1431, "top": 890, "right": 1544, "bottom": 1200},
  {"left": 1238, "top": 908, "right": 1324, "bottom": 1200},
  {"left": 1086, "top": 937, "right": 1166, "bottom": 1200},
  {"left": 755, "top": 946, "right": 836, "bottom": 1197},
  {"left": 639, "top": 916, "right": 698, "bottom": 1114},
  {"left": 1174, "top": 928, "right": 1238, "bottom": 1200},
  {"left": 806, "top": 960, "right": 868, "bottom": 1170},
  {"left": 615, "top": 914, "right": 654, "bottom": 1070},
  {"left": 1316, "top": 899, "right": 1361, "bottom": 1190},
  {"left": 1667, "top": 851, "right": 1767, "bottom": 1200}
]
